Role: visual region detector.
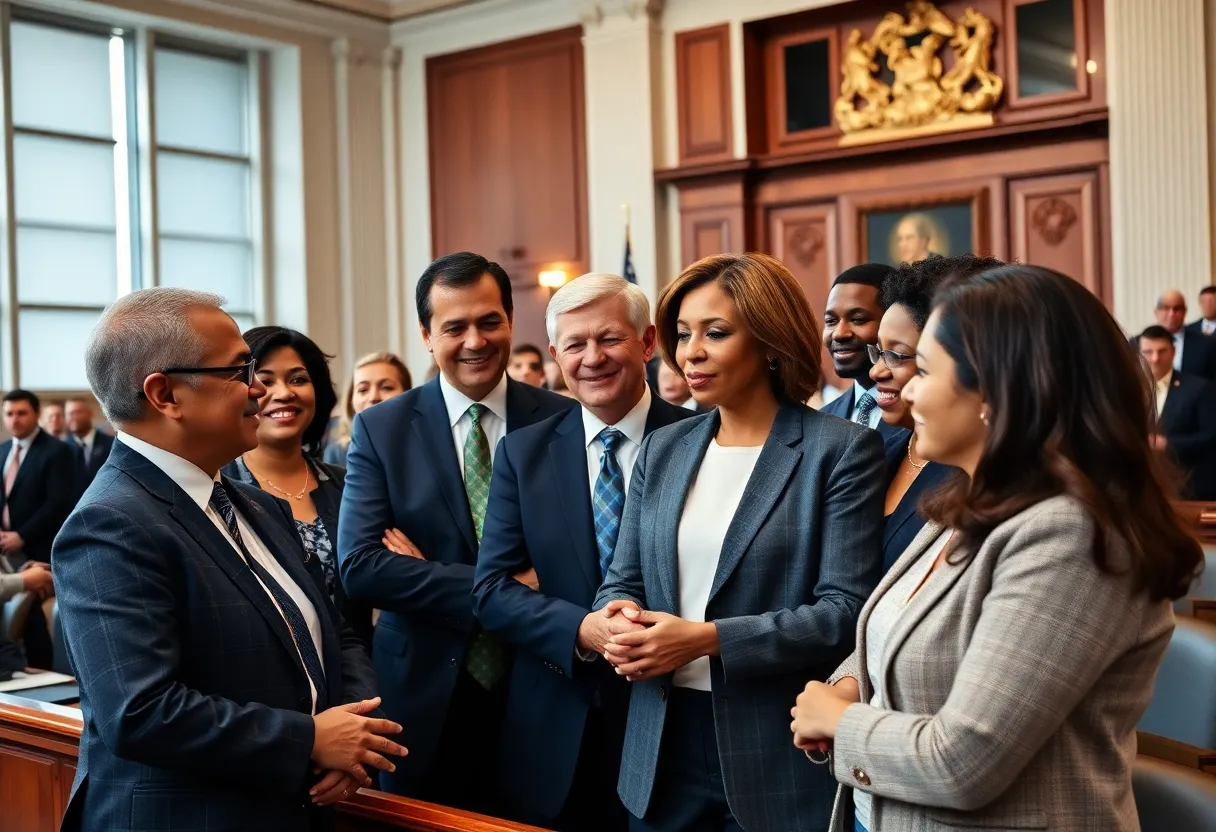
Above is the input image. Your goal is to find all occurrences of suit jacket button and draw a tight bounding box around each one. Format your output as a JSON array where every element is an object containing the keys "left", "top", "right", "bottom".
[
  {"left": 852, "top": 767, "right": 871, "bottom": 786},
  {"left": 449, "top": 658, "right": 457, "bottom": 667}
]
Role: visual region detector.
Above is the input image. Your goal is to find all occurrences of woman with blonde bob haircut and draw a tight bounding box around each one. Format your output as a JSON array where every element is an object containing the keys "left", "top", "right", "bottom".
[{"left": 594, "top": 253, "right": 887, "bottom": 832}]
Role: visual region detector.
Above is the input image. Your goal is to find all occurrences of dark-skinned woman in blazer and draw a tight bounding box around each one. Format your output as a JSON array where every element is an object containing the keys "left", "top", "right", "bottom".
[
  {"left": 222, "top": 326, "right": 374, "bottom": 649},
  {"left": 870, "top": 255, "right": 1002, "bottom": 573},
  {"left": 593, "top": 253, "right": 886, "bottom": 832}
]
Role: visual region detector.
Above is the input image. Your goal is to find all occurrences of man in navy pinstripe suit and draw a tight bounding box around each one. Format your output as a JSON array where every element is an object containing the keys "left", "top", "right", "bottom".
[{"left": 53, "top": 288, "right": 404, "bottom": 832}]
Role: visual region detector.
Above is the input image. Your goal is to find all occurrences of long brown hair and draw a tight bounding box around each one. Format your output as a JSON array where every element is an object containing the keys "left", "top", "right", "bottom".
[
  {"left": 656, "top": 253, "right": 823, "bottom": 403},
  {"left": 922, "top": 265, "right": 1202, "bottom": 601}
]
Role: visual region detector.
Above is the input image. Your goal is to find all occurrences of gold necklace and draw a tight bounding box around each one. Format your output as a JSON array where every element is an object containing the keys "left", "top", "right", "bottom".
[
  {"left": 906, "top": 436, "right": 926, "bottom": 471},
  {"left": 245, "top": 456, "right": 311, "bottom": 500}
]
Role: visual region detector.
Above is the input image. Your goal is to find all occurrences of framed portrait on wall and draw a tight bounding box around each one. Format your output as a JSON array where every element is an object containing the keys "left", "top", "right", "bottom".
[{"left": 857, "top": 189, "right": 988, "bottom": 266}]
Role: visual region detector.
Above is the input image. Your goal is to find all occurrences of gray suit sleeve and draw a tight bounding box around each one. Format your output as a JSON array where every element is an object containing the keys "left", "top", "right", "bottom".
[
  {"left": 714, "top": 428, "right": 885, "bottom": 679},
  {"left": 831, "top": 502, "right": 1150, "bottom": 811},
  {"left": 828, "top": 651, "right": 862, "bottom": 686},
  {"left": 0, "top": 573, "right": 23, "bottom": 603}
]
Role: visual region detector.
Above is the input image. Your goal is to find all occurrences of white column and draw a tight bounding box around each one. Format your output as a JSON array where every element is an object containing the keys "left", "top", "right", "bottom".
[
  {"left": 1107, "top": 0, "right": 1210, "bottom": 330},
  {"left": 580, "top": 0, "right": 664, "bottom": 302}
]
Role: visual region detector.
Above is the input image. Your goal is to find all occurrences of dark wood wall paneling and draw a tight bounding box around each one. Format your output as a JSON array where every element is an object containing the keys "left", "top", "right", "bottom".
[
  {"left": 667, "top": 0, "right": 1112, "bottom": 326},
  {"left": 427, "top": 27, "right": 589, "bottom": 348}
]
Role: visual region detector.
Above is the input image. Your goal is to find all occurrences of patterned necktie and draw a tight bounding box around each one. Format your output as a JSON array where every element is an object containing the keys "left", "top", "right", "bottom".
[
  {"left": 2, "top": 444, "right": 20, "bottom": 530},
  {"left": 462, "top": 404, "right": 506, "bottom": 689},
  {"left": 209, "top": 482, "right": 328, "bottom": 711},
  {"left": 592, "top": 428, "right": 626, "bottom": 579},
  {"left": 854, "top": 391, "right": 878, "bottom": 427}
]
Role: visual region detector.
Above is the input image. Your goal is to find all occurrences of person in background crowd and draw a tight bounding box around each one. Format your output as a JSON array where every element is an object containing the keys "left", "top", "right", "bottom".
[
  {"left": 224, "top": 326, "right": 375, "bottom": 649},
  {"left": 819, "top": 264, "right": 903, "bottom": 442},
  {"left": 655, "top": 360, "right": 693, "bottom": 410},
  {"left": 40, "top": 401, "right": 69, "bottom": 442},
  {"left": 544, "top": 357, "right": 563, "bottom": 391},
  {"left": 54, "top": 288, "right": 403, "bottom": 832},
  {"left": 595, "top": 253, "right": 884, "bottom": 832},
  {"left": 66, "top": 397, "right": 114, "bottom": 491},
  {"left": 473, "top": 274, "right": 694, "bottom": 831},
  {"left": 323, "top": 351, "right": 411, "bottom": 468},
  {"left": 1187, "top": 285, "right": 1216, "bottom": 336},
  {"left": 1131, "top": 289, "right": 1216, "bottom": 380},
  {"left": 508, "top": 344, "right": 547, "bottom": 388},
  {"left": 869, "top": 255, "right": 1001, "bottom": 573},
  {"left": 1138, "top": 324, "right": 1216, "bottom": 500},
  {"left": 0, "top": 390, "right": 76, "bottom": 568},
  {"left": 793, "top": 265, "right": 1204, "bottom": 832},
  {"left": 338, "top": 251, "right": 575, "bottom": 814}
]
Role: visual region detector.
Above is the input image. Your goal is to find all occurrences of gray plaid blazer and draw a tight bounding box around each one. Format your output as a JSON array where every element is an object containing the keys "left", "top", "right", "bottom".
[
  {"left": 595, "top": 401, "right": 885, "bottom": 831},
  {"left": 827, "top": 495, "right": 1175, "bottom": 831}
]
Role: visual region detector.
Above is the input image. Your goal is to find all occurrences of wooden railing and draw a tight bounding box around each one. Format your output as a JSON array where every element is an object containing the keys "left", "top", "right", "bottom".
[{"left": 0, "top": 693, "right": 548, "bottom": 832}]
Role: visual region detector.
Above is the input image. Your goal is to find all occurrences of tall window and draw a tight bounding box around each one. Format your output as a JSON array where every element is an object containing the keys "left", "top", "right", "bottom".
[{"left": 2, "top": 14, "right": 263, "bottom": 390}]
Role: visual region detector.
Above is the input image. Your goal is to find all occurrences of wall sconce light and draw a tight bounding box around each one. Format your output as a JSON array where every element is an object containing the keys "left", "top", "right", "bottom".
[{"left": 538, "top": 269, "right": 569, "bottom": 290}]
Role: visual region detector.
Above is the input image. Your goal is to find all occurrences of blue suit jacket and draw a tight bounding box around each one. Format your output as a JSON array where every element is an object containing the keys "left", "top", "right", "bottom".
[
  {"left": 0, "top": 430, "right": 77, "bottom": 564},
  {"left": 594, "top": 401, "right": 885, "bottom": 831},
  {"left": 1158, "top": 370, "right": 1216, "bottom": 499},
  {"left": 472, "top": 395, "right": 695, "bottom": 819},
  {"left": 336, "top": 376, "right": 575, "bottom": 786},
  {"left": 820, "top": 385, "right": 905, "bottom": 444},
  {"left": 53, "top": 440, "right": 379, "bottom": 832},
  {"left": 881, "top": 427, "right": 957, "bottom": 573}
]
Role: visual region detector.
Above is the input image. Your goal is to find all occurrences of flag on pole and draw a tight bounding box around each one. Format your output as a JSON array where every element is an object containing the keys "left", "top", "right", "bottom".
[{"left": 622, "top": 204, "right": 637, "bottom": 284}]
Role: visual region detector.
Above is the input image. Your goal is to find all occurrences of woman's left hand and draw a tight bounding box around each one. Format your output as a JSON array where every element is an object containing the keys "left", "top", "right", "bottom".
[
  {"left": 791, "top": 681, "right": 853, "bottom": 750},
  {"left": 602, "top": 610, "right": 718, "bottom": 681}
]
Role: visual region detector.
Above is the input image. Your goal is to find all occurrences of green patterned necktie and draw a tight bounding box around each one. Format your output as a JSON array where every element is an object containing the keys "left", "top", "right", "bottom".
[{"left": 462, "top": 403, "right": 506, "bottom": 689}]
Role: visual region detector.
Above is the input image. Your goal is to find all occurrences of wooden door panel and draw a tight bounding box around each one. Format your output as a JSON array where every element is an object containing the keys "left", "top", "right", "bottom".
[
  {"left": 0, "top": 745, "right": 58, "bottom": 832},
  {"left": 1010, "top": 170, "right": 1102, "bottom": 300}
]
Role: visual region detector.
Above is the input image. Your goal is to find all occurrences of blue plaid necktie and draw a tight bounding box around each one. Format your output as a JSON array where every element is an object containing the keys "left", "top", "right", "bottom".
[
  {"left": 209, "top": 482, "right": 328, "bottom": 711},
  {"left": 592, "top": 428, "right": 627, "bottom": 579},
  {"left": 854, "top": 391, "right": 878, "bottom": 427}
]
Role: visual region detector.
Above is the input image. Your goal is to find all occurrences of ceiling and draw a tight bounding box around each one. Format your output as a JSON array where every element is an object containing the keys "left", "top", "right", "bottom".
[{"left": 297, "top": 0, "right": 482, "bottom": 21}]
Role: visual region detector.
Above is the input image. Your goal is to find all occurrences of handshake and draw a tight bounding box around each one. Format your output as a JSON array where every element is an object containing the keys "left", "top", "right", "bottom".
[
  {"left": 309, "top": 697, "right": 407, "bottom": 806},
  {"left": 577, "top": 600, "right": 720, "bottom": 682}
]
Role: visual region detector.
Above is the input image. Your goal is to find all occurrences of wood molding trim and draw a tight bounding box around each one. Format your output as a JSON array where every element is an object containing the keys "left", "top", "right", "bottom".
[{"left": 675, "top": 24, "right": 734, "bottom": 165}]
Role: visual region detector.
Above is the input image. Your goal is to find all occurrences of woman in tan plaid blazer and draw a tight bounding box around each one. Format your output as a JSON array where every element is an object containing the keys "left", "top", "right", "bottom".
[{"left": 792, "top": 265, "right": 1204, "bottom": 832}]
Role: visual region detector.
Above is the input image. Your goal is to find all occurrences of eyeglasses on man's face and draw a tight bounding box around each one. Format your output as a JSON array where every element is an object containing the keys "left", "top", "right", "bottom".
[
  {"left": 865, "top": 344, "right": 916, "bottom": 369},
  {"left": 138, "top": 358, "right": 258, "bottom": 398}
]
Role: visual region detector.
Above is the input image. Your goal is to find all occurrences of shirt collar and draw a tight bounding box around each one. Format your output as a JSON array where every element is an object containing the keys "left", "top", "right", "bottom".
[
  {"left": 14, "top": 427, "right": 39, "bottom": 452},
  {"left": 117, "top": 431, "right": 218, "bottom": 512},
  {"left": 1156, "top": 373, "right": 1173, "bottom": 394},
  {"left": 438, "top": 371, "right": 509, "bottom": 427},
  {"left": 77, "top": 428, "right": 96, "bottom": 447},
  {"left": 583, "top": 385, "right": 651, "bottom": 449}
]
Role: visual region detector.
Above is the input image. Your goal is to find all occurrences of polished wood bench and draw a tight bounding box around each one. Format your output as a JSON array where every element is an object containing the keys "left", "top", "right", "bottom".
[{"left": 0, "top": 693, "right": 548, "bottom": 832}]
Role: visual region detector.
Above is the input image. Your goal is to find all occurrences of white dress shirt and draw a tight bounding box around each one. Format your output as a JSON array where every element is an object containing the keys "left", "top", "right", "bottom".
[
  {"left": 674, "top": 440, "right": 762, "bottom": 691},
  {"left": 439, "top": 372, "right": 509, "bottom": 476},
  {"left": 850, "top": 381, "right": 883, "bottom": 429},
  {"left": 1173, "top": 329, "right": 1185, "bottom": 372},
  {"left": 680, "top": 397, "right": 697, "bottom": 411},
  {"left": 1155, "top": 372, "right": 1172, "bottom": 418},
  {"left": 1203, "top": 319, "right": 1216, "bottom": 336},
  {"left": 117, "top": 432, "right": 325, "bottom": 712},
  {"left": 583, "top": 385, "right": 650, "bottom": 493},
  {"left": 4, "top": 427, "right": 40, "bottom": 475}
]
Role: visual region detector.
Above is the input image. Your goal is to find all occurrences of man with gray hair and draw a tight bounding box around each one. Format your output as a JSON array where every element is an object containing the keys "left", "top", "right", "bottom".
[
  {"left": 473, "top": 273, "right": 695, "bottom": 830},
  {"left": 53, "top": 288, "right": 404, "bottom": 832}
]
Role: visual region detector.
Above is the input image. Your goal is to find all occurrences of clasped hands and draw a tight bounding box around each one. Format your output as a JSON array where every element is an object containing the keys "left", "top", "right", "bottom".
[
  {"left": 579, "top": 600, "right": 718, "bottom": 682},
  {"left": 789, "top": 677, "right": 860, "bottom": 757},
  {"left": 310, "top": 697, "right": 408, "bottom": 806}
]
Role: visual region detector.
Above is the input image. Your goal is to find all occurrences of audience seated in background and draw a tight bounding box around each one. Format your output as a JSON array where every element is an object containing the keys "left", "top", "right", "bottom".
[
  {"left": 1139, "top": 325, "right": 1216, "bottom": 500},
  {"left": 323, "top": 351, "right": 411, "bottom": 467}
]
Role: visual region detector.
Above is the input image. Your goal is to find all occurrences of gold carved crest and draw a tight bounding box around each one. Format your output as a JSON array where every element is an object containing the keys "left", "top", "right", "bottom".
[{"left": 835, "top": 2, "right": 1004, "bottom": 145}]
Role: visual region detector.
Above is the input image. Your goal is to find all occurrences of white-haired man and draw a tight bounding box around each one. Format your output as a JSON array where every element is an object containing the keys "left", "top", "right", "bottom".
[
  {"left": 472, "top": 273, "right": 697, "bottom": 830},
  {"left": 53, "top": 288, "right": 405, "bottom": 832}
]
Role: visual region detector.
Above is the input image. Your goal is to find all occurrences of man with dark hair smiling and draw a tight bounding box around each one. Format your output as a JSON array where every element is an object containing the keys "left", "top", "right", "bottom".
[
  {"left": 338, "top": 251, "right": 575, "bottom": 813},
  {"left": 819, "top": 263, "right": 902, "bottom": 441}
]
